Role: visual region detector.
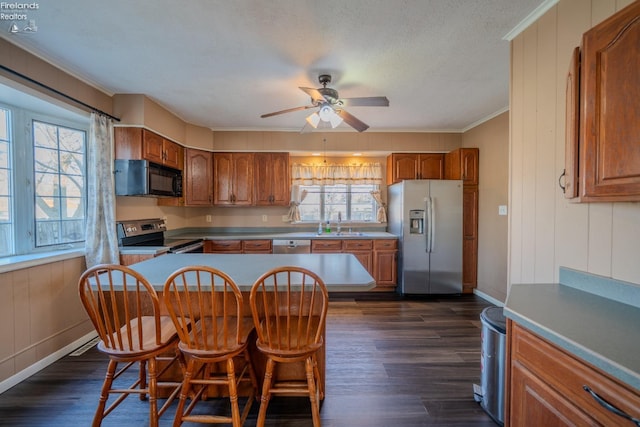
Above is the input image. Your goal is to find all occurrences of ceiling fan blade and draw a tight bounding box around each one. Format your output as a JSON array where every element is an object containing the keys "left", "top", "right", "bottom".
[
  {"left": 340, "top": 96, "right": 389, "bottom": 107},
  {"left": 260, "top": 105, "right": 314, "bottom": 118},
  {"left": 336, "top": 109, "right": 369, "bottom": 132},
  {"left": 299, "top": 87, "right": 326, "bottom": 104}
]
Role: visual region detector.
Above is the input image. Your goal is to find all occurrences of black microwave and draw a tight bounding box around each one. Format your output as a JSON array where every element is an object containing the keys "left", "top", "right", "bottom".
[{"left": 114, "top": 160, "right": 183, "bottom": 197}]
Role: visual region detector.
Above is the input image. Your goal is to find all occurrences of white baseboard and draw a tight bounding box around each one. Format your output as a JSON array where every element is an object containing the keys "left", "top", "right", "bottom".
[
  {"left": 0, "top": 331, "right": 98, "bottom": 394},
  {"left": 473, "top": 289, "right": 505, "bottom": 307}
]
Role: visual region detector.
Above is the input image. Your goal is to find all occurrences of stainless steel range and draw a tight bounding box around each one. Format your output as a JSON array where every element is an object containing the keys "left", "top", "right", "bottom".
[{"left": 116, "top": 218, "right": 204, "bottom": 254}]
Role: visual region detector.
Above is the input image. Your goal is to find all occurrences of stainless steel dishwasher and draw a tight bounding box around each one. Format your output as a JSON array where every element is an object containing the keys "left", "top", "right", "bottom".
[{"left": 272, "top": 239, "right": 311, "bottom": 254}]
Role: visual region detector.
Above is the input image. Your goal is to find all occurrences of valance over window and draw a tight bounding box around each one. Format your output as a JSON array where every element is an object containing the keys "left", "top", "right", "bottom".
[{"left": 291, "top": 162, "right": 383, "bottom": 185}]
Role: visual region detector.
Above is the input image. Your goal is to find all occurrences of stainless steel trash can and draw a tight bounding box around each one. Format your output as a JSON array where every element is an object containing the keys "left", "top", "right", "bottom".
[{"left": 479, "top": 306, "right": 506, "bottom": 425}]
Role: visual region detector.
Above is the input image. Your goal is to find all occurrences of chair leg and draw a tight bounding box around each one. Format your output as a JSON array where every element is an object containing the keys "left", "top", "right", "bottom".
[
  {"left": 226, "top": 357, "right": 242, "bottom": 427},
  {"left": 312, "top": 353, "right": 323, "bottom": 400},
  {"left": 139, "top": 359, "right": 147, "bottom": 401},
  {"left": 173, "top": 358, "right": 196, "bottom": 427},
  {"left": 256, "top": 358, "right": 276, "bottom": 427},
  {"left": 306, "top": 357, "right": 322, "bottom": 427},
  {"left": 92, "top": 359, "right": 117, "bottom": 427},
  {"left": 147, "top": 357, "right": 159, "bottom": 427}
]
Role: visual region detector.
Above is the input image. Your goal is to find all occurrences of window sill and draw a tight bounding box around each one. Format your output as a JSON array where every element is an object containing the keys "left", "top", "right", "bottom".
[{"left": 0, "top": 249, "right": 85, "bottom": 274}]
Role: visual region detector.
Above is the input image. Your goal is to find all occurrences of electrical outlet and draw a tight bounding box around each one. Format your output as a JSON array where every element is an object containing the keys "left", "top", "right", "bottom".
[
  {"left": 262, "top": 214, "right": 268, "bottom": 222},
  {"left": 282, "top": 215, "right": 289, "bottom": 222},
  {"left": 205, "top": 214, "right": 212, "bottom": 223},
  {"left": 498, "top": 205, "right": 508, "bottom": 216}
]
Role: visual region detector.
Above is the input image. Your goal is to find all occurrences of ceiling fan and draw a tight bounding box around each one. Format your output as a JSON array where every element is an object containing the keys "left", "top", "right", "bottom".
[{"left": 260, "top": 74, "right": 389, "bottom": 132}]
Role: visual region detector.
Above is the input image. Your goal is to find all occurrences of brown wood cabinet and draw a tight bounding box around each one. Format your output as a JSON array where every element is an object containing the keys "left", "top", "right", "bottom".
[
  {"left": 462, "top": 187, "right": 478, "bottom": 292},
  {"left": 254, "top": 152, "right": 290, "bottom": 206},
  {"left": 213, "top": 152, "right": 254, "bottom": 206},
  {"left": 565, "top": 1, "right": 640, "bottom": 202},
  {"left": 119, "top": 252, "right": 161, "bottom": 266},
  {"left": 443, "top": 147, "right": 479, "bottom": 292},
  {"left": 310, "top": 240, "right": 343, "bottom": 253},
  {"left": 204, "top": 240, "right": 243, "bottom": 253},
  {"left": 386, "top": 153, "right": 445, "bottom": 184},
  {"left": 204, "top": 239, "right": 272, "bottom": 254},
  {"left": 311, "top": 238, "right": 398, "bottom": 291},
  {"left": 184, "top": 148, "right": 213, "bottom": 206},
  {"left": 242, "top": 239, "right": 272, "bottom": 254},
  {"left": 506, "top": 321, "right": 640, "bottom": 426},
  {"left": 444, "top": 148, "right": 478, "bottom": 185},
  {"left": 343, "top": 240, "right": 374, "bottom": 276},
  {"left": 114, "top": 127, "right": 183, "bottom": 170},
  {"left": 372, "top": 239, "right": 397, "bottom": 289}
]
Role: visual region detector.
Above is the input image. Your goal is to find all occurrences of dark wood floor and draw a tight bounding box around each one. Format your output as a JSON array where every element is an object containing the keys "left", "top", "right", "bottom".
[{"left": 0, "top": 294, "right": 497, "bottom": 426}]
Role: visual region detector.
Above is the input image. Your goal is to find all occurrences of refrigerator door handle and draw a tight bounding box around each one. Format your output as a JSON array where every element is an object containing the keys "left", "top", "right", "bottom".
[
  {"left": 429, "top": 196, "right": 435, "bottom": 252},
  {"left": 425, "top": 197, "right": 434, "bottom": 253}
]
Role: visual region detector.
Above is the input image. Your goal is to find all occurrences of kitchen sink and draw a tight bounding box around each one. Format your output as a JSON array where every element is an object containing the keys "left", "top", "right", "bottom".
[{"left": 316, "top": 231, "right": 366, "bottom": 237}]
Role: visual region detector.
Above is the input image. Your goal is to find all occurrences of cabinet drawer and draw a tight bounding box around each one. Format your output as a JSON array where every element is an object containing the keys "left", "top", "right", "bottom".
[
  {"left": 206, "top": 240, "right": 242, "bottom": 252},
  {"left": 511, "top": 323, "right": 640, "bottom": 425},
  {"left": 343, "top": 239, "right": 373, "bottom": 250},
  {"left": 374, "top": 239, "right": 398, "bottom": 250},
  {"left": 311, "top": 240, "right": 343, "bottom": 252},
  {"left": 243, "top": 240, "right": 272, "bottom": 251}
]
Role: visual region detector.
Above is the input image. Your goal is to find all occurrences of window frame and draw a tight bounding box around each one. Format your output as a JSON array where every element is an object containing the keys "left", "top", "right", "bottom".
[
  {"left": 0, "top": 100, "right": 89, "bottom": 257},
  {"left": 297, "top": 183, "right": 379, "bottom": 223}
]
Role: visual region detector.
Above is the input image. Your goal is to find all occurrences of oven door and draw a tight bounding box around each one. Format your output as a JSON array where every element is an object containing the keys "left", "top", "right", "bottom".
[{"left": 168, "top": 241, "right": 204, "bottom": 254}]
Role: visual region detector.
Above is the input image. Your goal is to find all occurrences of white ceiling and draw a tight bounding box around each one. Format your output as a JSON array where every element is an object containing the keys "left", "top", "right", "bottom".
[{"left": 1, "top": 0, "right": 547, "bottom": 133}]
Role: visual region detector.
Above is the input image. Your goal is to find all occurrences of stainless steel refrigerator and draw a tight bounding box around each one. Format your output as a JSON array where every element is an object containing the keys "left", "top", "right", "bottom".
[{"left": 388, "top": 180, "right": 463, "bottom": 294}]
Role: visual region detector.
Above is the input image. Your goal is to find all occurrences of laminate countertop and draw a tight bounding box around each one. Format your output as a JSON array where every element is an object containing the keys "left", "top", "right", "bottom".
[
  {"left": 126, "top": 253, "right": 376, "bottom": 292},
  {"left": 504, "top": 267, "right": 640, "bottom": 391},
  {"left": 119, "top": 230, "right": 398, "bottom": 255}
]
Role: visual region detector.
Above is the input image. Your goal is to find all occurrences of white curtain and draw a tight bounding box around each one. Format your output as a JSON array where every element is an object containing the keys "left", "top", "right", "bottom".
[
  {"left": 84, "top": 113, "right": 120, "bottom": 267},
  {"left": 287, "top": 185, "right": 308, "bottom": 222},
  {"left": 370, "top": 190, "right": 387, "bottom": 223},
  {"left": 291, "top": 162, "right": 383, "bottom": 185}
]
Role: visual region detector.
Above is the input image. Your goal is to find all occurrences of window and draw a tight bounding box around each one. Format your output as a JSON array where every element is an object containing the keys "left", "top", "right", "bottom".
[
  {"left": 298, "top": 183, "right": 378, "bottom": 222},
  {"left": 0, "top": 99, "right": 88, "bottom": 257},
  {"left": 33, "top": 120, "right": 86, "bottom": 247},
  {"left": 0, "top": 107, "right": 12, "bottom": 256}
]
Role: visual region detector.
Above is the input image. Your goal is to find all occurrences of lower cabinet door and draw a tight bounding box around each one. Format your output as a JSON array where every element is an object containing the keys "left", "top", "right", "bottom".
[{"left": 510, "top": 362, "right": 597, "bottom": 427}]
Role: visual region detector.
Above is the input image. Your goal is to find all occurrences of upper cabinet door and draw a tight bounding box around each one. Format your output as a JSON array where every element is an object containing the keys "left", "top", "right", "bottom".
[
  {"left": 564, "top": 47, "right": 580, "bottom": 199},
  {"left": 445, "top": 148, "right": 478, "bottom": 186},
  {"left": 184, "top": 148, "right": 213, "bottom": 206},
  {"left": 213, "top": 152, "right": 253, "bottom": 205},
  {"left": 254, "top": 153, "right": 290, "bottom": 206},
  {"left": 142, "top": 130, "right": 164, "bottom": 164},
  {"left": 579, "top": 1, "right": 640, "bottom": 201},
  {"left": 418, "top": 154, "right": 445, "bottom": 180},
  {"left": 387, "top": 153, "right": 418, "bottom": 184}
]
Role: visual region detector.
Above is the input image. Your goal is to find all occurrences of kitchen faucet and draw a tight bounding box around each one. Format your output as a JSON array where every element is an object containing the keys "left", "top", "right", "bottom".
[{"left": 337, "top": 212, "right": 342, "bottom": 235}]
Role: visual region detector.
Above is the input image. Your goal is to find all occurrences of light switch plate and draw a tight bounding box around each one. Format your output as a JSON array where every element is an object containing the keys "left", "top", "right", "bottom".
[
  {"left": 262, "top": 214, "right": 268, "bottom": 222},
  {"left": 498, "top": 205, "right": 508, "bottom": 216}
]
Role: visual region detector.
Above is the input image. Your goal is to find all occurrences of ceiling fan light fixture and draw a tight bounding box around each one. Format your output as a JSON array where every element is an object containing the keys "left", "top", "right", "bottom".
[
  {"left": 328, "top": 112, "right": 343, "bottom": 128},
  {"left": 306, "top": 112, "right": 320, "bottom": 128},
  {"left": 318, "top": 105, "right": 343, "bottom": 128}
]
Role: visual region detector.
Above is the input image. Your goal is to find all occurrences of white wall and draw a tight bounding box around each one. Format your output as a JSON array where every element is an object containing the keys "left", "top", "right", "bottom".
[{"left": 509, "top": 0, "right": 640, "bottom": 287}]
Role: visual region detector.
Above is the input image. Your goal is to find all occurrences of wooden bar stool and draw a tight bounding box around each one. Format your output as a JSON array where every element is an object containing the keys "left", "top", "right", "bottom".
[
  {"left": 163, "top": 266, "right": 258, "bottom": 426},
  {"left": 78, "top": 264, "right": 183, "bottom": 427},
  {"left": 249, "top": 266, "right": 329, "bottom": 427}
]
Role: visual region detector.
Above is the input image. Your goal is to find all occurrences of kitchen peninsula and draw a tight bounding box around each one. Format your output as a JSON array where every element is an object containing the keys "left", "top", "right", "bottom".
[
  {"left": 126, "top": 252, "right": 374, "bottom": 396},
  {"left": 126, "top": 252, "right": 376, "bottom": 292}
]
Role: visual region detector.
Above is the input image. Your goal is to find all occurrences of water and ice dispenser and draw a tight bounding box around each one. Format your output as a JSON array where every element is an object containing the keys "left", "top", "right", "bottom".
[{"left": 409, "top": 210, "right": 424, "bottom": 234}]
